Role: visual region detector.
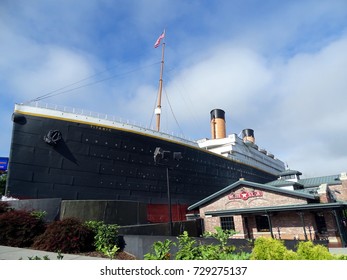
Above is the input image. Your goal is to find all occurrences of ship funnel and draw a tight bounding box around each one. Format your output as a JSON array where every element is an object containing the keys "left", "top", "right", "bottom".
[
  {"left": 242, "top": 128, "right": 255, "bottom": 144},
  {"left": 210, "top": 109, "right": 226, "bottom": 139}
]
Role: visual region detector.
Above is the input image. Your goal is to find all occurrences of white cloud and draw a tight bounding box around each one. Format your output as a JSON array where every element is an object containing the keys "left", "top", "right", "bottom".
[
  {"left": 157, "top": 46, "right": 274, "bottom": 136},
  {"left": 0, "top": 19, "right": 96, "bottom": 103},
  {"left": 260, "top": 37, "right": 347, "bottom": 176},
  {"left": 14, "top": 47, "right": 95, "bottom": 102}
]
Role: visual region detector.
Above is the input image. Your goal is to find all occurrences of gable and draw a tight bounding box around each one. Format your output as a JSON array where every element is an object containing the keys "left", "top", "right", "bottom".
[
  {"left": 199, "top": 185, "right": 309, "bottom": 214},
  {"left": 188, "top": 180, "right": 318, "bottom": 211}
]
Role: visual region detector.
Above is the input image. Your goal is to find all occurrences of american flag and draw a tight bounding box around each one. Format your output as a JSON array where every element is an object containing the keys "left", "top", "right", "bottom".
[{"left": 154, "top": 30, "right": 165, "bottom": 48}]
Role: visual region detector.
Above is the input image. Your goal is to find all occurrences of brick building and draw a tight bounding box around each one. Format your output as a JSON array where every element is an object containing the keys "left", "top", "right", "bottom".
[{"left": 188, "top": 170, "right": 347, "bottom": 247}]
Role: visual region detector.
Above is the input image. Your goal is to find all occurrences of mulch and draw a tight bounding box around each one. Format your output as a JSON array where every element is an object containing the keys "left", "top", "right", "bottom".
[{"left": 80, "top": 250, "right": 137, "bottom": 260}]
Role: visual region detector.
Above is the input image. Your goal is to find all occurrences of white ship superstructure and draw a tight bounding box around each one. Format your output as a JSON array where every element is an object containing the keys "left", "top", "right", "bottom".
[
  {"left": 198, "top": 134, "right": 285, "bottom": 176},
  {"left": 198, "top": 109, "right": 285, "bottom": 176}
]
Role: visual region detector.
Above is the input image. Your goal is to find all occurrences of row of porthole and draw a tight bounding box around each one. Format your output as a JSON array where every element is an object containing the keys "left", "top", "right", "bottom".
[
  {"left": 85, "top": 138, "right": 146, "bottom": 152},
  {"left": 83, "top": 138, "right": 253, "bottom": 172},
  {"left": 100, "top": 168, "right": 161, "bottom": 179},
  {"left": 100, "top": 165, "right": 170, "bottom": 179},
  {"left": 95, "top": 176, "right": 215, "bottom": 194},
  {"left": 84, "top": 138, "right": 244, "bottom": 173},
  {"left": 94, "top": 156, "right": 239, "bottom": 177},
  {"left": 84, "top": 138, "right": 234, "bottom": 168},
  {"left": 84, "top": 137, "right": 225, "bottom": 165},
  {"left": 96, "top": 181, "right": 180, "bottom": 193}
]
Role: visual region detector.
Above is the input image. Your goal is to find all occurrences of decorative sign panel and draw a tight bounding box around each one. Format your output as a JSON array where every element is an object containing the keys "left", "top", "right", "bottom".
[{"left": 228, "top": 190, "right": 263, "bottom": 201}]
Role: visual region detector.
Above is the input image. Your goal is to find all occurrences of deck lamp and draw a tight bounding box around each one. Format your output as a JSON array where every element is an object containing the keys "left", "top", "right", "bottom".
[{"left": 154, "top": 147, "right": 182, "bottom": 235}]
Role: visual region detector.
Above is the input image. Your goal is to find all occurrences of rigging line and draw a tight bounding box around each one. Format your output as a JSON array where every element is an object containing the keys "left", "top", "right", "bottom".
[
  {"left": 30, "top": 61, "right": 160, "bottom": 102},
  {"left": 165, "top": 68, "right": 202, "bottom": 133},
  {"left": 28, "top": 61, "right": 160, "bottom": 102},
  {"left": 27, "top": 63, "right": 127, "bottom": 103},
  {"left": 163, "top": 86, "right": 185, "bottom": 137}
]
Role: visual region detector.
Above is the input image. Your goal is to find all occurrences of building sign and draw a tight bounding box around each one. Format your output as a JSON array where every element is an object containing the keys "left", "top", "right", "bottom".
[
  {"left": 228, "top": 190, "right": 263, "bottom": 201},
  {"left": 0, "top": 157, "right": 9, "bottom": 172}
]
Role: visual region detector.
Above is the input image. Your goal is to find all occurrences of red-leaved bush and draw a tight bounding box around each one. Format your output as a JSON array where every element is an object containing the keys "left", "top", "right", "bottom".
[
  {"left": 0, "top": 201, "right": 11, "bottom": 214},
  {"left": 32, "top": 217, "right": 95, "bottom": 254},
  {"left": 0, "top": 209, "right": 46, "bottom": 247}
]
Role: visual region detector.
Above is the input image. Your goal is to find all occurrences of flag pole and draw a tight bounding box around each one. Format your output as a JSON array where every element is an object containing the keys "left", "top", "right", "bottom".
[{"left": 155, "top": 37, "right": 165, "bottom": 132}]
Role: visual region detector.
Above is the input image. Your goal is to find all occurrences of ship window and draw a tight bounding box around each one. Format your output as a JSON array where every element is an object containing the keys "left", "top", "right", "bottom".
[
  {"left": 220, "top": 217, "right": 235, "bottom": 231},
  {"left": 314, "top": 212, "right": 327, "bottom": 234},
  {"left": 255, "top": 215, "right": 270, "bottom": 232}
]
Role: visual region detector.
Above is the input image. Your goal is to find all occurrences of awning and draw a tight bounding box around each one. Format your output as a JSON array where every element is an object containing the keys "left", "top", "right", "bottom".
[{"left": 205, "top": 202, "right": 347, "bottom": 217}]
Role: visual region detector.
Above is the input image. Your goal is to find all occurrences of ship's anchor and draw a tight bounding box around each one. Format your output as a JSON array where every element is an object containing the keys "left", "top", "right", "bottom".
[{"left": 43, "top": 130, "right": 62, "bottom": 146}]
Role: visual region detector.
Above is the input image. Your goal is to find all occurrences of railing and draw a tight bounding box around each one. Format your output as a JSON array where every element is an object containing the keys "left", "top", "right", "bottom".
[{"left": 23, "top": 101, "right": 195, "bottom": 146}]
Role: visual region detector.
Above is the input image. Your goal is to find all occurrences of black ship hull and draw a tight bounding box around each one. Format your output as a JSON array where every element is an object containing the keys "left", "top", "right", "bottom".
[{"left": 7, "top": 110, "right": 278, "bottom": 220}]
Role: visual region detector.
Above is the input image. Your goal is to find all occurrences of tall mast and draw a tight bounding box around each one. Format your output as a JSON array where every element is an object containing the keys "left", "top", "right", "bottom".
[{"left": 155, "top": 42, "right": 165, "bottom": 131}]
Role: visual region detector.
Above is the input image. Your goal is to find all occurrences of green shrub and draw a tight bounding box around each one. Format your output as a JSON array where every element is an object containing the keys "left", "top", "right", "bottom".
[
  {"left": 85, "top": 221, "right": 122, "bottom": 259},
  {"left": 335, "top": 254, "right": 347, "bottom": 260},
  {"left": 0, "top": 209, "right": 46, "bottom": 247},
  {"left": 250, "top": 237, "right": 340, "bottom": 260},
  {"left": 30, "top": 210, "right": 47, "bottom": 220},
  {"left": 144, "top": 228, "right": 251, "bottom": 260},
  {"left": 219, "top": 251, "right": 251, "bottom": 260},
  {"left": 204, "top": 227, "right": 237, "bottom": 253},
  {"left": 197, "top": 243, "right": 221, "bottom": 260},
  {"left": 145, "top": 233, "right": 346, "bottom": 260},
  {"left": 175, "top": 231, "right": 200, "bottom": 260},
  {"left": 144, "top": 239, "right": 173, "bottom": 260},
  {"left": 32, "top": 218, "right": 94, "bottom": 254},
  {"left": 296, "top": 241, "right": 335, "bottom": 260},
  {"left": 250, "top": 237, "right": 294, "bottom": 260}
]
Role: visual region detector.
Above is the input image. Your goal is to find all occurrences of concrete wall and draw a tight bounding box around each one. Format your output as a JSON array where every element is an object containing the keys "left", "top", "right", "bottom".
[
  {"left": 60, "top": 200, "right": 147, "bottom": 225},
  {"left": 5, "top": 198, "right": 61, "bottom": 222},
  {"left": 119, "top": 219, "right": 203, "bottom": 236}
]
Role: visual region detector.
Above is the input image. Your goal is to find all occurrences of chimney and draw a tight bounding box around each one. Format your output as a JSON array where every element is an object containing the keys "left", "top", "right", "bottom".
[
  {"left": 210, "top": 109, "right": 226, "bottom": 139},
  {"left": 339, "top": 172, "right": 347, "bottom": 181},
  {"left": 242, "top": 128, "right": 255, "bottom": 144},
  {"left": 317, "top": 184, "right": 329, "bottom": 203}
]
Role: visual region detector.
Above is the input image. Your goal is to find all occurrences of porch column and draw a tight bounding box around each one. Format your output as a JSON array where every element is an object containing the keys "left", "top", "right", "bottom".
[
  {"left": 332, "top": 209, "right": 347, "bottom": 247},
  {"left": 298, "top": 211, "right": 308, "bottom": 241},
  {"left": 265, "top": 212, "right": 274, "bottom": 239}
]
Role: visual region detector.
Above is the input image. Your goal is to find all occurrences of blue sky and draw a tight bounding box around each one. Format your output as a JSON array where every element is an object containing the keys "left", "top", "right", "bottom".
[{"left": 1, "top": 0, "right": 347, "bottom": 177}]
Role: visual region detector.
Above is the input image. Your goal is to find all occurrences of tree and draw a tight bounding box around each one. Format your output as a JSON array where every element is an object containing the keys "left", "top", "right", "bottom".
[{"left": 0, "top": 174, "right": 7, "bottom": 196}]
